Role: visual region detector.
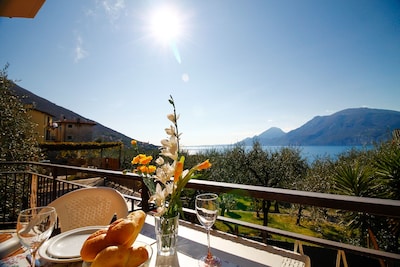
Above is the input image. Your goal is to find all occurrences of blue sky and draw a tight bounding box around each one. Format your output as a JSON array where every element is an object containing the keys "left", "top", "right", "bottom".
[{"left": 1, "top": 0, "right": 399, "bottom": 146}]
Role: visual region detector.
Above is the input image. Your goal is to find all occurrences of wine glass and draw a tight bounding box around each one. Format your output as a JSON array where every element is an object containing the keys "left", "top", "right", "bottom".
[
  {"left": 195, "top": 193, "right": 221, "bottom": 267},
  {"left": 17, "top": 206, "right": 57, "bottom": 267}
]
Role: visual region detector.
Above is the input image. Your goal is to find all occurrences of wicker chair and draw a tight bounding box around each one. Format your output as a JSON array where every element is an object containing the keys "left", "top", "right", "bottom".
[{"left": 48, "top": 187, "right": 128, "bottom": 232}]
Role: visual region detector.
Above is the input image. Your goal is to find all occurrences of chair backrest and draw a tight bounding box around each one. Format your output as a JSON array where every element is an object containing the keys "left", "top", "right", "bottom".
[{"left": 48, "top": 187, "right": 128, "bottom": 232}]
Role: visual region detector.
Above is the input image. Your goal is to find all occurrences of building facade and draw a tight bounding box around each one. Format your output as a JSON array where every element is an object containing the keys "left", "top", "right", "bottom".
[
  {"left": 28, "top": 107, "right": 96, "bottom": 143},
  {"left": 53, "top": 118, "right": 96, "bottom": 142},
  {"left": 28, "top": 108, "right": 55, "bottom": 143}
]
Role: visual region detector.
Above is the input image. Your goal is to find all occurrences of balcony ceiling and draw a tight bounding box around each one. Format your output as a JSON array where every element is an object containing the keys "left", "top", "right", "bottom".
[{"left": 0, "top": 0, "right": 45, "bottom": 18}]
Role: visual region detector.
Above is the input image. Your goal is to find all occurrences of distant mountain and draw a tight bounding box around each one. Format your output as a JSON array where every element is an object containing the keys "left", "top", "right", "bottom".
[
  {"left": 241, "top": 108, "right": 400, "bottom": 146},
  {"left": 10, "top": 84, "right": 400, "bottom": 147},
  {"left": 10, "top": 84, "right": 157, "bottom": 149},
  {"left": 241, "top": 127, "right": 285, "bottom": 145}
]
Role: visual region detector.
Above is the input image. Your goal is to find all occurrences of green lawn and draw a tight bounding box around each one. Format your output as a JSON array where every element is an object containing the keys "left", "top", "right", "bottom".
[{"left": 215, "top": 196, "right": 350, "bottom": 244}]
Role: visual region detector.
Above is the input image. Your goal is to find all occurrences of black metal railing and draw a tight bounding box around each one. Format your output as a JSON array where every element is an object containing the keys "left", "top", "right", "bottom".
[{"left": 1, "top": 161, "right": 400, "bottom": 266}]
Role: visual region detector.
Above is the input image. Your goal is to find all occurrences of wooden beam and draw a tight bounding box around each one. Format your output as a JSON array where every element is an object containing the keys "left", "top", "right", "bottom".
[
  {"left": 0, "top": 0, "right": 45, "bottom": 18},
  {"left": 187, "top": 179, "right": 400, "bottom": 218}
]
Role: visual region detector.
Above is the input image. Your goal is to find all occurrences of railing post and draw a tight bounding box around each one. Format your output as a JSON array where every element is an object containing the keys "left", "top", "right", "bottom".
[
  {"left": 294, "top": 240, "right": 304, "bottom": 255},
  {"left": 52, "top": 166, "right": 58, "bottom": 201},
  {"left": 335, "top": 250, "right": 348, "bottom": 267},
  {"left": 141, "top": 181, "right": 150, "bottom": 212},
  {"left": 30, "top": 173, "right": 38, "bottom": 208}
]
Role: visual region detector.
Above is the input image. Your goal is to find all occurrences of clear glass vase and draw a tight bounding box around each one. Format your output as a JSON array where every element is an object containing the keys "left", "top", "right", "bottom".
[{"left": 154, "top": 214, "right": 179, "bottom": 256}]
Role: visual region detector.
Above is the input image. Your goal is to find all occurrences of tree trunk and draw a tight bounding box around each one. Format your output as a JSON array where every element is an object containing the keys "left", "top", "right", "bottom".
[
  {"left": 274, "top": 201, "right": 280, "bottom": 213},
  {"left": 296, "top": 206, "right": 303, "bottom": 226},
  {"left": 220, "top": 202, "right": 226, "bottom": 216},
  {"left": 263, "top": 200, "right": 271, "bottom": 227},
  {"left": 261, "top": 200, "right": 272, "bottom": 243}
]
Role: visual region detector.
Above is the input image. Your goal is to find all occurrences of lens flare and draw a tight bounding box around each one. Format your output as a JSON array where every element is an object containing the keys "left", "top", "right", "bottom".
[{"left": 149, "top": 5, "right": 184, "bottom": 64}]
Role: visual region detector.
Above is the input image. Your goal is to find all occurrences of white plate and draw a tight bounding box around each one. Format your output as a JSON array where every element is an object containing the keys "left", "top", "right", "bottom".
[{"left": 38, "top": 226, "right": 106, "bottom": 263}]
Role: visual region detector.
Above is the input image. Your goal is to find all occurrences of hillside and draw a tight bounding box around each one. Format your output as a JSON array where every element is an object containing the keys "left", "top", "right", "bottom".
[
  {"left": 241, "top": 127, "right": 285, "bottom": 145},
  {"left": 242, "top": 108, "right": 400, "bottom": 146},
  {"left": 10, "top": 84, "right": 400, "bottom": 147},
  {"left": 10, "top": 84, "right": 156, "bottom": 149}
]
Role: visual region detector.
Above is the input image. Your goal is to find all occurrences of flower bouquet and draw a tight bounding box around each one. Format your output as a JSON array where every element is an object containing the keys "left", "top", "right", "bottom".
[{"left": 130, "top": 95, "right": 212, "bottom": 255}]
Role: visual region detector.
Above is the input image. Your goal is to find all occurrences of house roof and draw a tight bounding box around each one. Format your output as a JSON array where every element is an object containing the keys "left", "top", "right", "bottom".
[
  {"left": 55, "top": 119, "right": 97, "bottom": 126},
  {"left": 0, "top": 0, "right": 45, "bottom": 18}
]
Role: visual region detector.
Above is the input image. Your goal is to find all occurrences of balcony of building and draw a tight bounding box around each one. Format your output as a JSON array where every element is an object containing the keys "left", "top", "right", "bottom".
[{"left": 1, "top": 161, "right": 399, "bottom": 267}]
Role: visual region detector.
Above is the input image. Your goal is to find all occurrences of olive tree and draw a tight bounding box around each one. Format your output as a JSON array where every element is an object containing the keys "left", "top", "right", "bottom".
[
  {"left": 243, "top": 142, "right": 308, "bottom": 227},
  {"left": 0, "top": 64, "right": 41, "bottom": 221},
  {"left": 0, "top": 64, "right": 40, "bottom": 163}
]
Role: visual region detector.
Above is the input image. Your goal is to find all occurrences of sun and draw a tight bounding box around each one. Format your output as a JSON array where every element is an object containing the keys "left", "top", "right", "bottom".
[{"left": 150, "top": 6, "right": 183, "bottom": 45}]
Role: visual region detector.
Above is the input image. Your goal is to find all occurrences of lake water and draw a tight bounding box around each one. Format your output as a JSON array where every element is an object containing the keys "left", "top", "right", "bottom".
[{"left": 182, "top": 145, "right": 374, "bottom": 163}]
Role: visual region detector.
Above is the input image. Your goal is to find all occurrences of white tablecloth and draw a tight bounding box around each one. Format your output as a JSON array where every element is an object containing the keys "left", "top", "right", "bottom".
[{"left": 1, "top": 215, "right": 310, "bottom": 267}]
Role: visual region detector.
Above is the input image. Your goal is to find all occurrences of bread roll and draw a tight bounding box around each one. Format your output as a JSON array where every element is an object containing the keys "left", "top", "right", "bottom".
[
  {"left": 80, "top": 228, "right": 111, "bottom": 262},
  {"left": 105, "top": 210, "right": 146, "bottom": 247},
  {"left": 91, "top": 245, "right": 149, "bottom": 267},
  {"left": 80, "top": 211, "right": 147, "bottom": 262}
]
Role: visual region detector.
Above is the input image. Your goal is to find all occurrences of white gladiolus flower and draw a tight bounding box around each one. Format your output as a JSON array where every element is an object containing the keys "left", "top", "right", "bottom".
[
  {"left": 155, "top": 163, "right": 174, "bottom": 184},
  {"left": 165, "top": 125, "right": 175, "bottom": 136},
  {"left": 165, "top": 182, "right": 174, "bottom": 195},
  {"left": 167, "top": 113, "right": 175, "bottom": 123},
  {"left": 150, "top": 183, "right": 166, "bottom": 207},
  {"left": 155, "top": 157, "right": 164, "bottom": 165},
  {"left": 160, "top": 136, "right": 178, "bottom": 161},
  {"left": 167, "top": 113, "right": 180, "bottom": 123}
]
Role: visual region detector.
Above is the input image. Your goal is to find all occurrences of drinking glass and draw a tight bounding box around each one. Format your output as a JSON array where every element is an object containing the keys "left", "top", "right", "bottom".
[
  {"left": 17, "top": 206, "right": 57, "bottom": 267},
  {"left": 195, "top": 193, "right": 221, "bottom": 267}
]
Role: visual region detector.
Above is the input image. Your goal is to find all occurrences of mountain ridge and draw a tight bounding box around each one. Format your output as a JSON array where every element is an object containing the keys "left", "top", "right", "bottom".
[
  {"left": 10, "top": 83, "right": 400, "bottom": 147},
  {"left": 10, "top": 83, "right": 153, "bottom": 148},
  {"left": 242, "top": 107, "right": 400, "bottom": 146}
]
